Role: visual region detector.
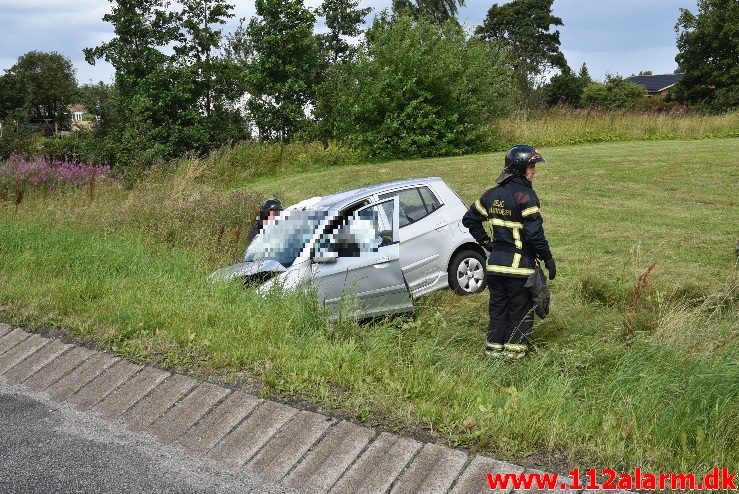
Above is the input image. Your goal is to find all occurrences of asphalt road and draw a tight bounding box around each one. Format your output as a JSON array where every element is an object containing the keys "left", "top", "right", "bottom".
[{"left": 0, "top": 379, "right": 295, "bottom": 494}]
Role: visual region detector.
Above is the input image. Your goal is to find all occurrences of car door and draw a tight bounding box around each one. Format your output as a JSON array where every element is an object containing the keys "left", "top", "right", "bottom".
[
  {"left": 312, "top": 197, "right": 413, "bottom": 318},
  {"left": 379, "top": 186, "right": 448, "bottom": 297}
]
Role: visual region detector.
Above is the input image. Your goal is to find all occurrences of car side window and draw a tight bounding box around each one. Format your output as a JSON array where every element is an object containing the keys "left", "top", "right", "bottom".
[
  {"left": 316, "top": 200, "right": 395, "bottom": 257},
  {"left": 418, "top": 186, "right": 442, "bottom": 214},
  {"left": 380, "top": 186, "right": 443, "bottom": 228}
]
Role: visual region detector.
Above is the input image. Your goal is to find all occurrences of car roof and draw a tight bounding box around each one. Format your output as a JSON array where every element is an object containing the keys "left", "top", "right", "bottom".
[{"left": 291, "top": 177, "right": 447, "bottom": 212}]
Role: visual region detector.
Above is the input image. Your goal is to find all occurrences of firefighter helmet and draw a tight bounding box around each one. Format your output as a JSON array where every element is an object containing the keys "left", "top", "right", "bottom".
[{"left": 496, "top": 145, "right": 547, "bottom": 184}]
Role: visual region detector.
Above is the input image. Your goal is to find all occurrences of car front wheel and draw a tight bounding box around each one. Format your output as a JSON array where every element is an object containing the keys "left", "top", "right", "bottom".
[{"left": 449, "top": 250, "right": 487, "bottom": 295}]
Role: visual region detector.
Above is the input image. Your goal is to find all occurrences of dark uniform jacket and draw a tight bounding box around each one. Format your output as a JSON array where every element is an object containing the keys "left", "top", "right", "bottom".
[{"left": 462, "top": 176, "right": 552, "bottom": 278}]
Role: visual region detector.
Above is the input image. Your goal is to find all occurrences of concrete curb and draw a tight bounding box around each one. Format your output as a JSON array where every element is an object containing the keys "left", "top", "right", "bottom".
[{"left": 0, "top": 324, "right": 634, "bottom": 494}]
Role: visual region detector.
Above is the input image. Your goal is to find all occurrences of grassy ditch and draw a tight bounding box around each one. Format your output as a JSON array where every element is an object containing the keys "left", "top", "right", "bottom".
[{"left": 1, "top": 138, "right": 737, "bottom": 474}]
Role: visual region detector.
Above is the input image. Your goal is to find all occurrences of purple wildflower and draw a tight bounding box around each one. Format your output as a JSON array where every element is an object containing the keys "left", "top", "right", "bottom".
[{"left": 0, "top": 154, "right": 112, "bottom": 194}]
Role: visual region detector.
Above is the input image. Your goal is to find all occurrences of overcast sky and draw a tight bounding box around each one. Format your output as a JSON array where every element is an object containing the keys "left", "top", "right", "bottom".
[{"left": 0, "top": 0, "right": 698, "bottom": 85}]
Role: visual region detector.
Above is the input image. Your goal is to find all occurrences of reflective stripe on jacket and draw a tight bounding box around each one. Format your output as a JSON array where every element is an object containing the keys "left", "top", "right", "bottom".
[{"left": 462, "top": 176, "right": 552, "bottom": 278}]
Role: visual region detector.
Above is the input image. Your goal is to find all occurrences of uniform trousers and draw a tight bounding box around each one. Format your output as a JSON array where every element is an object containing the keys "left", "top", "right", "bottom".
[{"left": 487, "top": 274, "right": 534, "bottom": 345}]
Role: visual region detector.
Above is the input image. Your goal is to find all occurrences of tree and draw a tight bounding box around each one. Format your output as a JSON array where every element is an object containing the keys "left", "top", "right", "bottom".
[
  {"left": 3, "top": 51, "right": 78, "bottom": 135},
  {"left": 475, "top": 0, "right": 566, "bottom": 100},
  {"left": 578, "top": 62, "right": 591, "bottom": 81},
  {"left": 316, "top": 0, "right": 371, "bottom": 64},
  {"left": 544, "top": 69, "right": 589, "bottom": 107},
  {"left": 581, "top": 75, "right": 645, "bottom": 110},
  {"left": 309, "top": 0, "right": 371, "bottom": 144},
  {"left": 0, "top": 74, "right": 24, "bottom": 121},
  {"left": 674, "top": 0, "right": 739, "bottom": 110},
  {"left": 245, "top": 0, "right": 321, "bottom": 140},
  {"left": 391, "top": 0, "right": 465, "bottom": 23},
  {"left": 84, "top": 0, "right": 180, "bottom": 99},
  {"left": 177, "top": 0, "right": 235, "bottom": 117},
  {"left": 77, "top": 82, "right": 114, "bottom": 117},
  {"left": 330, "top": 15, "right": 514, "bottom": 159},
  {"left": 84, "top": 0, "right": 247, "bottom": 171}
]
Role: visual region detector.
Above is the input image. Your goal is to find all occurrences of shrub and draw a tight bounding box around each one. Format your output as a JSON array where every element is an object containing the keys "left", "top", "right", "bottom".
[
  {"left": 0, "top": 119, "right": 34, "bottom": 161},
  {"left": 330, "top": 14, "right": 515, "bottom": 159},
  {"left": 544, "top": 71, "right": 589, "bottom": 107},
  {"left": 581, "top": 75, "right": 646, "bottom": 110}
]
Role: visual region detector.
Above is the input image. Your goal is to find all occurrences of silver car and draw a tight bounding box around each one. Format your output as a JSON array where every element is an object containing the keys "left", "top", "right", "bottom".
[{"left": 211, "top": 178, "right": 487, "bottom": 317}]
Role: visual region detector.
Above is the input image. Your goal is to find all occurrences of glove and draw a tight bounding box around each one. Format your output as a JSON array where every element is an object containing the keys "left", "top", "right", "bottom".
[
  {"left": 480, "top": 239, "right": 492, "bottom": 252},
  {"left": 544, "top": 257, "right": 556, "bottom": 280}
]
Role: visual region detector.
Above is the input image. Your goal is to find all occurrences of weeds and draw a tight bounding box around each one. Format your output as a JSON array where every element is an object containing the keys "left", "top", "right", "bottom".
[
  {"left": 0, "top": 153, "right": 111, "bottom": 204},
  {"left": 624, "top": 262, "right": 657, "bottom": 338}
]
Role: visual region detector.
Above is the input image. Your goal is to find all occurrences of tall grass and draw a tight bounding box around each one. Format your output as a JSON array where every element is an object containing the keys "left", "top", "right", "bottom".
[
  {"left": 0, "top": 138, "right": 737, "bottom": 474},
  {"left": 493, "top": 108, "right": 739, "bottom": 147},
  {"left": 189, "top": 140, "right": 366, "bottom": 187}
]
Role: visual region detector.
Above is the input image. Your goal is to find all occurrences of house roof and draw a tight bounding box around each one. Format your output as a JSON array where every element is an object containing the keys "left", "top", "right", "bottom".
[
  {"left": 68, "top": 104, "right": 87, "bottom": 113},
  {"left": 627, "top": 74, "right": 684, "bottom": 93}
]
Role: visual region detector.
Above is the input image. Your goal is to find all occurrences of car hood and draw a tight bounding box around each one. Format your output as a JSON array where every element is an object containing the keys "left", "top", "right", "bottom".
[{"left": 208, "top": 259, "right": 287, "bottom": 282}]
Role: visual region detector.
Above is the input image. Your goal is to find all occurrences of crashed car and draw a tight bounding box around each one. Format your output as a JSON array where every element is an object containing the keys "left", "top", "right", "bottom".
[{"left": 210, "top": 178, "right": 487, "bottom": 317}]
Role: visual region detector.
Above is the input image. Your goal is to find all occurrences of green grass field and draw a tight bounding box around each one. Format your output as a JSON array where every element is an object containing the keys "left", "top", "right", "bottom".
[{"left": 1, "top": 138, "right": 737, "bottom": 474}]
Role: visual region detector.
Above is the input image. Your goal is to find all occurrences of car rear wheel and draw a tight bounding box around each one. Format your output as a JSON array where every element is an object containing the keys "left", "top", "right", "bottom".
[{"left": 449, "top": 250, "right": 487, "bottom": 295}]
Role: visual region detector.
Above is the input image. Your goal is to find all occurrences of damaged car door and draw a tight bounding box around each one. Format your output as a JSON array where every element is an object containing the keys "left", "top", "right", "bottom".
[{"left": 311, "top": 197, "right": 413, "bottom": 317}]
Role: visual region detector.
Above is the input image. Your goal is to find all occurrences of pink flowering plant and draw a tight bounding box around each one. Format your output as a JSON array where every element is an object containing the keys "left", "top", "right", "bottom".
[{"left": 0, "top": 154, "right": 112, "bottom": 201}]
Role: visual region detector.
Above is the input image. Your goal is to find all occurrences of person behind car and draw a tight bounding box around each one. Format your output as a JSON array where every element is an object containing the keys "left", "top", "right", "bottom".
[
  {"left": 462, "top": 145, "right": 556, "bottom": 359},
  {"left": 247, "top": 198, "right": 283, "bottom": 243}
]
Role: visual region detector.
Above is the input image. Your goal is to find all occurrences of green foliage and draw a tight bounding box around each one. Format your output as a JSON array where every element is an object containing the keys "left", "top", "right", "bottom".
[
  {"left": 2, "top": 51, "right": 78, "bottom": 135},
  {"left": 674, "top": 0, "right": 739, "bottom": 111},
  {"left": 544, "top": 69, "right": 590, "bottom": 107},
  {"left": 330, "top": 15, "right": 515, "bottom": 159},
  {"left": 84, "top": 0, "right": 180, "bottom": 98},
  {"left": 84, "top": 0, "right": 248, "bottom": 173},
  {"left": 245, "top": 0, "right": 321, "bottom": 140},
  {"left": 391, "top": 0, "right": 465, "bottom": 23},
  {"left": 34, "top": 134, "right": 88, "bottom": 162},
  {"left": 0, "top": 74, "right": 25, "bottom": 120},
  {"left": 176, "top": 0, "right": 239, "bottom": 118},
  {"left": 581, "top": 75, "right": 646, "bottom": 110},
  {"left": 316, "top": 0, "right": 371, "bottom": 64},
  {"left": 475, "top": 0, "right": 566, "bottom": 100},
  {"left": 76, "top": 82, "right": 114, "bottom": 123},
  {"left": 0, "top": 119, "right": 34, "bottom": 161}
]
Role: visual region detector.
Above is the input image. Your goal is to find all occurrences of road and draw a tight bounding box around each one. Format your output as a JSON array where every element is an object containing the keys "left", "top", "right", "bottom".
[{"left": 0, "top": 378, "right": 294, "bottom": 494}]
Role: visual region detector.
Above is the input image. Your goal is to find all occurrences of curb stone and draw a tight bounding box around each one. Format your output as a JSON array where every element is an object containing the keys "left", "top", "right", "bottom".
[{"left": 0, "top": 326, "right": 638, "bottom": 493}]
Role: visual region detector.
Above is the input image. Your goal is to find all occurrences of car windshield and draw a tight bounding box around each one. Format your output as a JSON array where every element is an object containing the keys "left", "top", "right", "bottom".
[{"left": 244, "top": 209, "right": 329, "bottom": 267}]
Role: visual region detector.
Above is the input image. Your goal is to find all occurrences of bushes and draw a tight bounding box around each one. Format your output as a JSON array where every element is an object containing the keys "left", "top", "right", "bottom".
[
  {"left": 329, "top": 15, "right": 515, "bottom": 159},
  {"left": 581, "top": 75, "right": 646, "bottom": 110}
]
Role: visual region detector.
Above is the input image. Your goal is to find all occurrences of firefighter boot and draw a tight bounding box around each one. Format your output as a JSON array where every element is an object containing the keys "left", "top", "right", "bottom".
[
  {"left": 504, "top": 343, "right": 528, "bottom": 359},
  {"left": 485, "top": 342, "right": 505, "bottom": 358}
]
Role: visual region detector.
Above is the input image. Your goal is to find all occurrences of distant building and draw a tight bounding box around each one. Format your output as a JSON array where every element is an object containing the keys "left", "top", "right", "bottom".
[
  {"left": 68, "top": 104, "right": 87, "bottom": 122},
  {"left": 627, "top": 74, "right": 685, "bottom": 97}
]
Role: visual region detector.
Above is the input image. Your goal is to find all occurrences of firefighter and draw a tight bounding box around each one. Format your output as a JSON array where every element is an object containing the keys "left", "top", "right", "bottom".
[
  {"left": 247, "top": 198, "right": 283, "bottom": 243},
  {"left": 462, "top": 145, "right": 556, "bottom": 359}
]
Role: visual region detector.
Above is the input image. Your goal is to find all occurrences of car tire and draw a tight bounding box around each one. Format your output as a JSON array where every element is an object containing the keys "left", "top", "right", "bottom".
[{"left": 449, "top": 250, "right": 487, "bottom": 296}]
